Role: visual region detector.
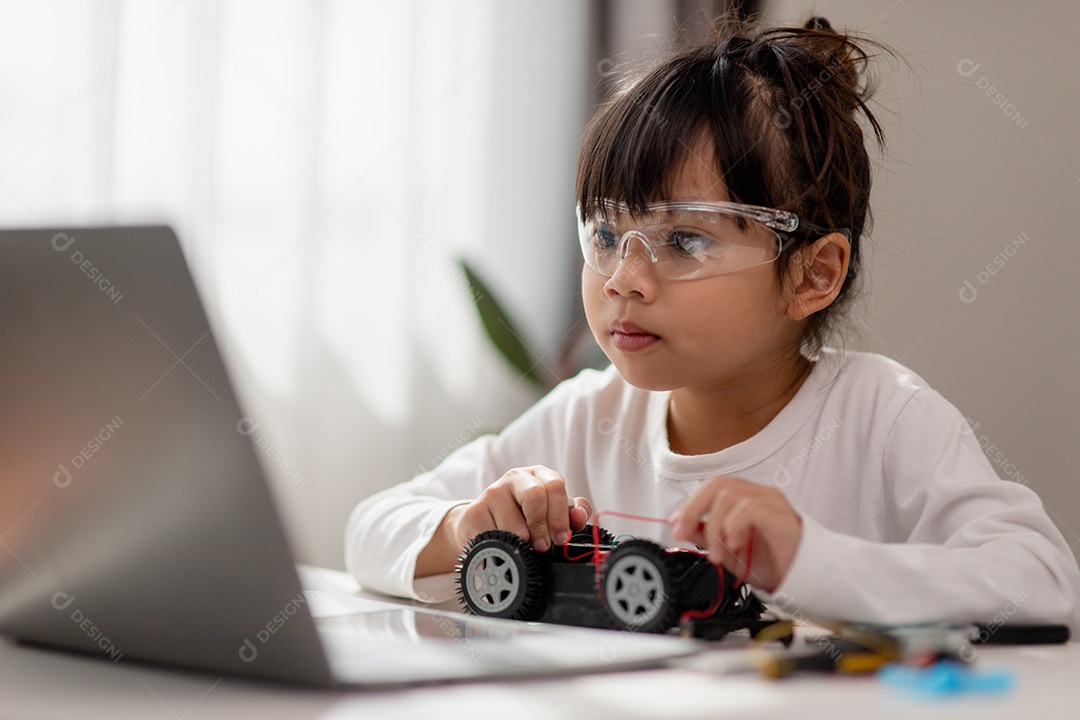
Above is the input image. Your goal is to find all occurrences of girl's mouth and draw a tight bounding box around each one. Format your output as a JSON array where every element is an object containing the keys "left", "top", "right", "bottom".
[
  {"left": 611, "top": 331, "right": 659, "bottom": 351},
  {"left": 610, "top": 322, "right": 660, "bottom": 352}
]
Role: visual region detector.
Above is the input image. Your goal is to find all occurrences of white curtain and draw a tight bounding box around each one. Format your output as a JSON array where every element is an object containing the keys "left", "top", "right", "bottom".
[{"left": 0, "top": 0, "right": 591, "bottom": 566}]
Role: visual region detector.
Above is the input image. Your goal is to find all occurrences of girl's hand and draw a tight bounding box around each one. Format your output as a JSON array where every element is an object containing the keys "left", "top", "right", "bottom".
[
  {"left": 453, "top": 466, "right": 592, "bottom": 552},
  {"left": 668, "top": 476, "right": 802, "bottom": 592},
  {"left": 416, "top": 466, "right": 591, "bottom": 578}
]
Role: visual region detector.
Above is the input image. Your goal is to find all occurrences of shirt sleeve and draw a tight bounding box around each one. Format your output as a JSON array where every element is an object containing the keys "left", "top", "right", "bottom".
[
  {"left": 344, "top": 370, "right": 598, "bottom": 602},
  {"left": 770, "top": 388, "right": 1080, "bottom": 635},
  {"left": 343, "top": 434, "right": 498, "bottom": 603}
]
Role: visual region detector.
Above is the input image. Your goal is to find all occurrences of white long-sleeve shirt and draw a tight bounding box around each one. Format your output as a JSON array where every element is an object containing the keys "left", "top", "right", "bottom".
[{"left": 345, "top": 349, "right": 1080, "bottom": 632}]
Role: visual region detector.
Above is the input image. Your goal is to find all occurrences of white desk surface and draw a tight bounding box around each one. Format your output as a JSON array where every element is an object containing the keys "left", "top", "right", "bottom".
[{"left": 3, "top": 565, "right": 1078, "bottom": 720}]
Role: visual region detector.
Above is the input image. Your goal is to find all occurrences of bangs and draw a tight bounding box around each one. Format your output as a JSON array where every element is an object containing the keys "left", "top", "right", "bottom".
[{"left": 576, "top": 49, "right": 781, "bottom": 223}]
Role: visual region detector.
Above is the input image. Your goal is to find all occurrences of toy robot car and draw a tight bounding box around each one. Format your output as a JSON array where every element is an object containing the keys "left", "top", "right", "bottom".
[{"left": 455, "top": 525, "right": 768, "bottom": 637}]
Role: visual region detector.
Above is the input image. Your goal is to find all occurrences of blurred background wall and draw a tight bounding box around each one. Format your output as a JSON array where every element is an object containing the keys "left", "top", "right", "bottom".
[{"left": 1, "top": 0, "right": 1075, "bottom": 567}]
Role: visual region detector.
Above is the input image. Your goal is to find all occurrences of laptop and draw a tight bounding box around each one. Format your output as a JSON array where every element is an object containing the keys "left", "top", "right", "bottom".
[{"left": 0, "top": 225, "right": 697, "bottom": 688}]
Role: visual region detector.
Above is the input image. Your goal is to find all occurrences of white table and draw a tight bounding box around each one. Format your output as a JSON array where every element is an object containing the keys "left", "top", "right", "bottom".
[{"left": 2, "top": 566, "right": 1077, "bottom": 720}]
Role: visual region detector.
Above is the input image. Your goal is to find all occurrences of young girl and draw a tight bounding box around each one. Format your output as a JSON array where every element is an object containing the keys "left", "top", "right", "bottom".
[{"left": 345, "top": 17, "right": 1079, "bottom": 631}]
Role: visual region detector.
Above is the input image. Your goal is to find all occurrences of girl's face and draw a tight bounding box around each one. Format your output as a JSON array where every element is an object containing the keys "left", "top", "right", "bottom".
[{"left": 582, "top": 146, "right": 803, "bottom": 393}]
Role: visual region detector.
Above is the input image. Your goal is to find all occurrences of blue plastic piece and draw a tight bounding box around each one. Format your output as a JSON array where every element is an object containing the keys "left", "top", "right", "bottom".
[{"left": 878, "top": 660, "right": 1015, "bottom": 698}]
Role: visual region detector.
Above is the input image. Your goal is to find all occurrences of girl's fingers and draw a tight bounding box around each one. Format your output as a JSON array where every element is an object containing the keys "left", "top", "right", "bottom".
[
  {"left": 482, "top": 483, "right": 532, "bottom": 542},
  {"left": 675, "top": 479, "right": 801, "bottom": 590},
  {"left": 570, "top": 496, "right": 592, "bottom": 530},
  {"left": 505, "top": 466, "right": 575, "bottom": 552},
  {"left": 452, "top": 467, "right": 593, "bottom": 561},
  {"left": 536, "top": 471, "right": 571, "bottom": 546},
  {"left": 670, "top": 482, "right": 721, "bottom": 538}
]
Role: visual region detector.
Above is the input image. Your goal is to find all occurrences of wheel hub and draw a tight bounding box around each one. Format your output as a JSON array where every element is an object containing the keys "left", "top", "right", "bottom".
[{"left": 464, "top": 547, "right": 520, "bottom": 614}]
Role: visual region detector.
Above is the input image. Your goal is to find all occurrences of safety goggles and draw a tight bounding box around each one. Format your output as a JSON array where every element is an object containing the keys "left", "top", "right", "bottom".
[{"left": 577, "top": 200, "right": 847, "bottom": 281}]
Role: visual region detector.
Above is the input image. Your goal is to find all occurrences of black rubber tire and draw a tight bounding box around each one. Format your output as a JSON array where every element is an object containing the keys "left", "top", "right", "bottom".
[
  {"left": 600, "top": 539, "right": 677, "bottom": 633},
  {"left": 456, "top": 530, "right": 545, "bottom": 621},
  {"left": 568, "top": 524, "right": 616, "bottom": 547}
]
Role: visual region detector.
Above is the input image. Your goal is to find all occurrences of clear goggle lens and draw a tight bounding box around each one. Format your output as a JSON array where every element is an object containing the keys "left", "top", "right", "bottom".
[{"left": 578, "top": 201, "right": 790, "bottom": 281}]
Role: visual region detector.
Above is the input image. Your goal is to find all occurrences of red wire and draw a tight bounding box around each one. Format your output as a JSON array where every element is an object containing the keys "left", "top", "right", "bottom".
[
  {"left": 589, "top": 510, "right": 676, "bottom": 590},
  {"left": 593, "top": 509, "right": 672, "bottom": 526},
  {"left": 561, "top": 542, "right": 594, "bottom": 562},
  {"left": 585, "top": 510, "right": 756, "bottom": 619},
  {"left": 678, "top": 528, "right": 755, "bottom": 624}
]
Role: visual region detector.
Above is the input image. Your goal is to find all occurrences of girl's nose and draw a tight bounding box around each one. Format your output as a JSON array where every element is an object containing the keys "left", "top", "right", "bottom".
[
  {"left": 604, "top": 233, "right": 660, "bottom": 299},
  {"left": 617, "top": 231, "right": 658, "bottom": 265}
]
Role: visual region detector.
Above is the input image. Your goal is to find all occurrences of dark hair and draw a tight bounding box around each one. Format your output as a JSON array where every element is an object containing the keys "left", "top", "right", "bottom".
[{"left": 576, "top": 15, "right": 888, "bottom": 354}]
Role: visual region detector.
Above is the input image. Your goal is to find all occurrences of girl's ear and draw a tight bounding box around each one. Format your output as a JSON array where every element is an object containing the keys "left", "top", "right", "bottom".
[{"left": 785, "top": 232, "right": 851, "bottom": 321}]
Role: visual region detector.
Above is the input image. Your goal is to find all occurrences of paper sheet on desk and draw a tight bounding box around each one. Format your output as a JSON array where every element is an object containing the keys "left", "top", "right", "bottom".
[{"left": 303, "top": 591, "right": 411, "bottom": 619}]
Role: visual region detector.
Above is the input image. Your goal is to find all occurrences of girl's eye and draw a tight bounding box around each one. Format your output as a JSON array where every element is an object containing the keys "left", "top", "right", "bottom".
[
  {"left": 668, "top": 230, "right": 713, "bottom": 255},
  {"left": 594, "top": 226, "right": 619, "bottom": 250}
]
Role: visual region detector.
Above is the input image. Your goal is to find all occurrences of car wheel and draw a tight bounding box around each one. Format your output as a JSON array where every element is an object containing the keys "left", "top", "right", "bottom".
[
  {"left": 600, "top": 539, "right": 676, "bottom": 633},
  {"left": 457, "top": 529, "right": 545, "bottom": 621},
  {"left": 568, "top": 524, "right": 616, "bottom": 547}
]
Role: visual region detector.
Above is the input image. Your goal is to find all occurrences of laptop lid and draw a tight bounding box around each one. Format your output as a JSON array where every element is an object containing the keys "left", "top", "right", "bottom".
[{"left": 0, "top": 226, "right": 334, "bottom": 686}]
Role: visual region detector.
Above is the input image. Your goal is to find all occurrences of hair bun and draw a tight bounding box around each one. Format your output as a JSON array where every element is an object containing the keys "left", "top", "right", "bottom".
[
  {"left": 804, "top": 16, "right": 835, "bottom": 32},
  {"left": 789, "top": 16, "right": 863, "bottom": 95}
]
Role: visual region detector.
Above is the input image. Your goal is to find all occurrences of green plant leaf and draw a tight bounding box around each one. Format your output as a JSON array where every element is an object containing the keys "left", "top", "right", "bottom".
[{"left": 459, "top": 258, "right": 547, "bottom": 390}]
